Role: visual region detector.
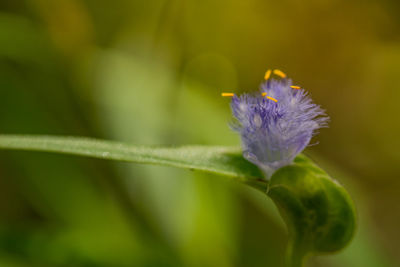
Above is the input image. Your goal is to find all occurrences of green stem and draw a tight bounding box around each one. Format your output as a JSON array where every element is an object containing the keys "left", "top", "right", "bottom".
[{"left": 285, "top": 240, "right": 306, "bottom": 267}]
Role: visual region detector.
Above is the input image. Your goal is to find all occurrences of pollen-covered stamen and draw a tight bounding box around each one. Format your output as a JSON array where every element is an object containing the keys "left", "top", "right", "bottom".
[
  {"left": 290, "top": 85, "right": 301, "bottom": 90},
  {"left": 221, "top": 93, "right": 235, "bottom": 97},
  {"left": 264, "top": 69, "right": 272, "bottom": 80},
  {"left": 261, "top": 92, "right": 267, "bottom": 97},
  {"left": 266, "top": 96, "right": 278, "bottom": 102},
  {"left": 273, "top": 69, "right": 287, "bottom": 78}
]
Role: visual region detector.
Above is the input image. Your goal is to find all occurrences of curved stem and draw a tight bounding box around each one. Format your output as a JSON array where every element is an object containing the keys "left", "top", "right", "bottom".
[{"left": 286, "top": 240, "right": 306, "bottom": 267}]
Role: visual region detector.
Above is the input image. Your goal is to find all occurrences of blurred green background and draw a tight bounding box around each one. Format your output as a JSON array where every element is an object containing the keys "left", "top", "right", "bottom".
[{"left": 0, "top": 0, "right": 399, "bottom": 266}]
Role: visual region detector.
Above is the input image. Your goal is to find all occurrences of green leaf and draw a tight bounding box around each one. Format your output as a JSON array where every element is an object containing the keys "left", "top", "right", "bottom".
[
  {"left": 267, "top": 154, "right": 356, "bottom": 267},
  {"left": 0, "top": 135, "right": 266, "bottom": 191},
  {"left": 0, "top": 134, "right": 356, "bottom": 266}
]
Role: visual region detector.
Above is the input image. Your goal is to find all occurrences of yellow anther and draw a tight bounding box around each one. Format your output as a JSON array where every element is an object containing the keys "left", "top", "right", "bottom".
[
  {"left": 221, "top": 92, "right": 235, "bottom": 97},
  {"left": 266, "top": 96, "right": 278, "bottom": 102},
  {"left": 290, "top": 85, "right": 301, "bottom": 90},
  {"left": 261, "top": 92, "right": 267, "bottom": 96},
  {"left": 264, "top": 69, "right": 272, "bottom": 80},
  {"left": 273, "top": 69, "right": 287, "bottom": 78}
]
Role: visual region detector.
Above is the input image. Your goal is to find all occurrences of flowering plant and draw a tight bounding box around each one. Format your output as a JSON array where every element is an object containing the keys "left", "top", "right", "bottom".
[{"left": 0, "top": 70, "right": 355, "bottom": 267}]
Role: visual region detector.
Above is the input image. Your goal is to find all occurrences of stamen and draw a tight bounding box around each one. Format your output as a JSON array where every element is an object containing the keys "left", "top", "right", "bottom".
[
  {"left": 273, "top": 69, "right": 287, "bottom": 78},
  {"left": 261, "top": 92, "right": 267, "bottom": 97},
  {"left": 264, "top": 69, "right": 272, "bottom": 80},
  {"left": 290, "top": 85, "right": 301, "bottom": 90},
  {"left": 266, "top": 96, "right": 278, "bottom": 102},
  {"left": 221, "top": 93, "right": 235, "bottom": 97}
]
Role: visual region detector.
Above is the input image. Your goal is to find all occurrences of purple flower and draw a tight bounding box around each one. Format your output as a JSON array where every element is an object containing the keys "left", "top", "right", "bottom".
[{"left": 230, "top": 77, "right": 329, "bottom": 178}]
